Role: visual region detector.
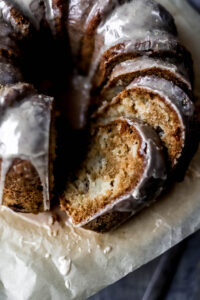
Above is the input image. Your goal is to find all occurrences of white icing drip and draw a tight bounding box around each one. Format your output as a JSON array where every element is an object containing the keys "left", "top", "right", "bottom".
[
  {"left": 85, "top": 0, "right": 119, "bottom": 28},
  {"left": 128, "top": 119, "right": 166, "bottom": 200},
  {"left": 97, "top": 0, "right": 175, "bottom": 47},
  {"left": 45, "top": 0, "right": 54, "bottom": 20},
  {"left": 68, "top": 0, "right": 92, "bottom": 56},
  {"left": 0, "top": 86, "right": 53, "bottom": 210},
  {"left": 69, "top": 119, "right": 167, "bottom": 227}
]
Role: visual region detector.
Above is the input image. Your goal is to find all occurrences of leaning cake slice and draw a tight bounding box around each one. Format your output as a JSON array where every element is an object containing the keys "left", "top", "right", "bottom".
[
  {"left": 61, "top": 118, "right": 167, "bottom": 232},
  {"left": 94, "top": 76, "right": 196, "bottom": 170}
]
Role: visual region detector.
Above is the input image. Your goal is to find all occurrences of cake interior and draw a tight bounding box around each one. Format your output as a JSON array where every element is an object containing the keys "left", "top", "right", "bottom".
[
  {"left": 97, "top": 90, "right": 183, "bottom": 166},
  {"left": 2, "top": 159, "right": 45, "bottom": 213},
  {"left": 61, "top": 120, "right": 146, "bottom": 225}
]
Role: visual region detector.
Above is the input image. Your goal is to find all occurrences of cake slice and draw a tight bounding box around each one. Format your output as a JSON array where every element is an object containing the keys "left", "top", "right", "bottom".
[
  {"left": 94, "top": 57, "right": 192, "bottom": 109},
  {"left": 61, "top": 119, "right": 167, "bottom": 232},
  {"left": 0, "top": 83, "right": 55, "bottom": 213},
  {"left": 94, "top": 76, "right": 196, "bottom": 171}
]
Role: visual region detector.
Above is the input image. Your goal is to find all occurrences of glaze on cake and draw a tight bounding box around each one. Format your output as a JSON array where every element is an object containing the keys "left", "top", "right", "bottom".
[{"left": 0, "top": 0, "right": 197, "bottom": 231}]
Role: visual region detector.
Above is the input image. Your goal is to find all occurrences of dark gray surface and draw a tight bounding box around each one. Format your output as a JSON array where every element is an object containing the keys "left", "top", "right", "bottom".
[
  {"left": 89, "top": 1, "right": 200, "bottom": 299},
  {"left": 89, "top": 231, "right": 200, "bottom": 300}
]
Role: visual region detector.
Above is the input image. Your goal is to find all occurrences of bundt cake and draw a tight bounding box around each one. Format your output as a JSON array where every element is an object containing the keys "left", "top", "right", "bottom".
[{"left": 0, "top": 0, "right": 197, "bottom": 231}]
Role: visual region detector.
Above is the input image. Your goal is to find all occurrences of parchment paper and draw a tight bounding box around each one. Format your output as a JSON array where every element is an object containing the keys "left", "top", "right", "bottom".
[{"left": 0, "top": 1, "right": 200, "bottom": 299}]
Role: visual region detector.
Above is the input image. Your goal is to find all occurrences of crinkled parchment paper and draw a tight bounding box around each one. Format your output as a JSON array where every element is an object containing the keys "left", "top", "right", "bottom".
[{"left": 0, "top": 1, "right": 200, "bottom": 299}]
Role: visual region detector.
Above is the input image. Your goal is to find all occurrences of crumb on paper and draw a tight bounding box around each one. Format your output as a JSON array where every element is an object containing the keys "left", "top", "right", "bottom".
[
  {"left": 103, "top": 246, "right": 112, "bottom": 254},
  {"left": 58, "top": 257, "right": 72, "bottom": 276},
  {"left": 65, "top": 279, "right": 71, "bottom": 290},
  {"left": 45, "top": 253, "right": 50, "bottom": 259}
]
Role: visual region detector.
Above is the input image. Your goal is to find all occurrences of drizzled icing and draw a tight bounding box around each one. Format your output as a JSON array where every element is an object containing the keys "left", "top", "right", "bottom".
[
  {"left": 97, "top": 0, "right": 176, "bottom": 49},
  {"left": 70, "top": 118, "right": 167, "bottom": 227},
  {"left": 0, "top": 83, "right": 53, "bottom": 210},
  {"left": 68, "top": 0, "right": 94, "bottom": 57}
]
